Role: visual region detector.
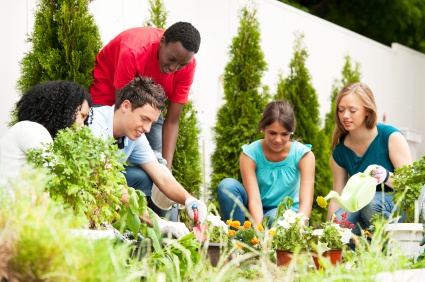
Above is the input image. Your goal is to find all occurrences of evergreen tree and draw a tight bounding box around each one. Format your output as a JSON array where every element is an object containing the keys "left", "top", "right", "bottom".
[
  {"left": 274, "top": 33, "right": 332, "bottom": 225},
  {"left": 209, "top": 5, "right": 269, "bottom": 209},
  {"left": 144, "top": 0, "right": 203, "bottom": 198},
  {"left": 143, "top": 0, "right": 168, "bottom": 29},
  {"left": 324, "top": 56, "right": 361, "bottom": 139},
  {"left": 9, "top": 0, "right": 102, "bottom": 126}
]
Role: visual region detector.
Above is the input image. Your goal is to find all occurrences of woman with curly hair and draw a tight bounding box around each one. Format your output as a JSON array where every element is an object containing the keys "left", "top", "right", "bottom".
[{"left": 0, "top": 80, "right": 92, "bottom": 174}]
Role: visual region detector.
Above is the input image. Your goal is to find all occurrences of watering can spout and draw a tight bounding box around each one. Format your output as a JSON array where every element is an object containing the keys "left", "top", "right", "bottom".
[{"left": 324, "top": 191, "right": 342, "bottom": 204}]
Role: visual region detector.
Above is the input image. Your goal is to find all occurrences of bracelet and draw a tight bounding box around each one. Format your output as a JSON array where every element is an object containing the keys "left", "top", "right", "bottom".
[{"left": 383, "top": 168, "right": 391, "bottom": 184}]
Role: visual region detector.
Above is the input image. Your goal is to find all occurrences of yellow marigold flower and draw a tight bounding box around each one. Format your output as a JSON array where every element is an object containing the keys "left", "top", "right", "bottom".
[
  {"left": 316, "top": 196, "right": 327, "bottom": 208},
  {"left": 228, "top": 230, "right": 233, "bottom": 236},
  {"left": 268, "top": 230, "right": 275, "bottom": 237},
  {"left": 353, "top": 237, "right": 360, "bottom": 244},
  {"left": 257, "top": 225, "right": 263, "bottom": 231},
  {"left": 251, "top": 238, "right": 259, "bottom": 245},
  {"left": 226, "top": 220, "right": 232, "bottom": 225},
  {"left": 237, "top": 226, "right": 242, "bottom": 230},
  {"left": 364, "top": 231, "right": 371, "bottom": 237},
  {"left": 236, "top": 243, "right": 242, "bottom": 249},
  {"left": 244, "top": 221, "right": 251, "bottom": 229}
]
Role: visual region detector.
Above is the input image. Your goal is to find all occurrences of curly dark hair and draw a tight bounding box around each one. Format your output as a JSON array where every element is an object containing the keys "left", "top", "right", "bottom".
[
  {"left": 164, "top": 22, "right": 201, "bottom": 53},
  {"left": 16, "top": 81, "right": 93, "bottom": 138},
  {"left": 116, "top": 76, "right": 166, "bottom": 112}
]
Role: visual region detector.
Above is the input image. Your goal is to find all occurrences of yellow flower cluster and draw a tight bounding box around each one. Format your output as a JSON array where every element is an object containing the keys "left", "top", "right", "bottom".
[
  {"left": 268, "top": 230, "right": 275, "bottom": 237},
  {"left": 257, "top": 225, "right": 263, "bottom": 231},
  {"left": 229, "top": 221, "right": 241, "bottom": 229},
  {"left": 251, "top": 238, "right": 259, "bottom": 245},
  {"left": 236, "top": 243, "right": 242, "bottom": 249},
  {"left": 244, "top": 221, "right": 251, "bottom": 229},
  {"left": 316, "top": 196, "right": 327, "bottom": 208},
  {"left": 228, "top": 230, "right": 237, "bottom": 236},
  {"left": 362, "top": 230, "right": 371, "bottom": 237},
  {"left": 226, "top": 220, "right": 232, "bottom": 225}
]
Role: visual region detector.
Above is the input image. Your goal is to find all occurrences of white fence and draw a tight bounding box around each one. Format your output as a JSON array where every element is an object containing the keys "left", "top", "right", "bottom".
[{"left": 1, "top": 0, "right": 425, "bottom": 190}]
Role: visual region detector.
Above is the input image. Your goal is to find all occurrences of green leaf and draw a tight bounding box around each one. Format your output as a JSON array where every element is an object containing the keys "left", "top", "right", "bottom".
[
  {"left": 262, "top": 215, "right": 271, "bottom": 229},
  {"left": 146, "top": 227, "right": 162, "bottom": 253},
  {"left": 129, "top": 193, "right": 139, "bottom": 214},
  {"left": 127, "top": 211, "right": 141, "bottom": 238},
  {"left": 147, "top": 207, "right": 161, "bottom": 240}
]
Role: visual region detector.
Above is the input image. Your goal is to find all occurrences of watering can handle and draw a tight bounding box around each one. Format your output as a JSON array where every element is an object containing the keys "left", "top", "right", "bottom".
[{"left": 364, "top": 165, "right": 378, "bottom": 177}]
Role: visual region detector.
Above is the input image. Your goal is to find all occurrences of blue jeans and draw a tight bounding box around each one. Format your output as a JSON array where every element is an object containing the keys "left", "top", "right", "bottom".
[
  {"left": 217, "top": 178, "right": 280, "bottom": 228},
  {"left": 334, "top": 191, "right": 405, "bottom": 236},
  {"left": 124, "top": 165, "right": 178, "bottom": 222}
]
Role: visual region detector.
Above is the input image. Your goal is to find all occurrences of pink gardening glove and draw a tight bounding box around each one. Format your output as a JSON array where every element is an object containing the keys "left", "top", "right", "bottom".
[{"left": 371, "top": 165, "right": 390, "bottom": 184}]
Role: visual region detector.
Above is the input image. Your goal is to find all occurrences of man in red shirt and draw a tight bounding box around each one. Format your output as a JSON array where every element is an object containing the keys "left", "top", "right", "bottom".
[{"left": 90, "top": 22, "right": 201, "bottom": 222}]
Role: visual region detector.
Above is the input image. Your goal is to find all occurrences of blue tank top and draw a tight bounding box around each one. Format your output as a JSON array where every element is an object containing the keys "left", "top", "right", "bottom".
[
  {"left": 241, "top": 140, "right": 312, "bottom": 210},
  {"left": 332, "top": 123, "right": 402, "bottom": 192}
]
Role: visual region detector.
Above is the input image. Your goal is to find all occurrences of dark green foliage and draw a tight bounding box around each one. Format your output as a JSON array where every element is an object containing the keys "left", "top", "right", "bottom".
[
  {"left": 209, "top": 5, "right": 270, "bottom": 209},
  {"left": 144, "top": 0, "right": 168, "bottom": 29},
  {"left": 165, "top": 101, "right": 203, "bottom": 198},
  {"left": 10, "top": 0, "right": 102, "bottom": 126},
  {"left": 324, "top": 56, "right": 361, "bottom": 139},
  {"left": 274, "top": 34, "right": 332, "bottom": 226},
  {"left": 279, "top": 0, "right": 425, "bottom": 54},
  {"left": 390, "top": 156, "right": 425, "bottom": 223}
]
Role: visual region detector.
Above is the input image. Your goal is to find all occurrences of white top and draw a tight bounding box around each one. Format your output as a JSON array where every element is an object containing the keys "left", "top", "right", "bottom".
[{"left": 0, "top": 121, "right": 52, "bottom": 177}]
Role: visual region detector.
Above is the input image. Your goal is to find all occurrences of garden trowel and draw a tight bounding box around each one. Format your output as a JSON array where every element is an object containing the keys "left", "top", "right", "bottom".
[{"left": 192, "top": 204, "right": 208, "bottom": 241}]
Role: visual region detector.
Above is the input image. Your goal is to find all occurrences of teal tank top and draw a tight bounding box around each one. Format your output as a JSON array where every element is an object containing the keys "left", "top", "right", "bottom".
[
  {"left": 332, "top": 123, "right": 402, "bottom": 192},
  {"left": 241, "top": 140, "right": 312, "bottom": 211}
]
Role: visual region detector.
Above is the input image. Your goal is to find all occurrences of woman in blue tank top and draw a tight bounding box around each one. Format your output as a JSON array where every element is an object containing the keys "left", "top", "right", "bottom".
[
  {"left": 217, "top": 101, "right": 315, "bottom": 227},
  {"left": 329, "top": 82, "right": 412, "bottom": 235}
]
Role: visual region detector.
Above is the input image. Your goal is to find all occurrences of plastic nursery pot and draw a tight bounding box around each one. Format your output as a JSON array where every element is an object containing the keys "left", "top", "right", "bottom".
[
  {"left": 199, "top": 242, "right": 227, "bottom": 267},
  {"left": 311, "top": 249, "right": 342, "bottom": 270}
]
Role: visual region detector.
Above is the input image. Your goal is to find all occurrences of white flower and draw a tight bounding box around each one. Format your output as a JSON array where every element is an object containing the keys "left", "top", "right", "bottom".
[
  {"left": 331, "top": 224, "right": 342, "bottom": 230},
  {"left": 283, "top": 209, "right": 297, "bottom": 222},
  {"left": 317, "top": 241, "right": 330, "bottom": 254},
  {"left": 312, "top": 229, "right": 324, "bottom": 236},
  {"left": 206, "top": 213, "right": 228, "bottom": 233},
  {"left": 278, "top": 219, "right": 291, "bottom": 229},
  {"left": 340, "top": 228, "right": 352, "bottom": 244}
]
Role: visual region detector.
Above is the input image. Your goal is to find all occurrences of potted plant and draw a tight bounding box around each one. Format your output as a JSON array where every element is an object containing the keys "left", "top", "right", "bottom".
[
  {"left": 385, "top": 156, "right": 425, "bottom": 260},
  {"left": 311, "top": 212, "right": 353, "bottom": 269},
  {"left": 228, "top": 220, "right": 265, "bottom": 258},
  {"left": 193, "top": 213, "right": 230, "bottom": 267}
]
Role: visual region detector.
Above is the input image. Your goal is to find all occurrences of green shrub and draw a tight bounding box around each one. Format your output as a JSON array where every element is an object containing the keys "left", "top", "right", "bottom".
[
  {"left": 9, "top": 0, "right": 102, "bottom": 126},
  {"left": 390, "top": 156, "right": 425, "bottom": 222},
  {"left": 27, "top": 125, "right": 126, "bottom": 229},
  {"left": 209, "top": 4, "right": 270, "bottom": 210},
  {"left": 274, "top": 33, "right": 332, "bottom": 226}
]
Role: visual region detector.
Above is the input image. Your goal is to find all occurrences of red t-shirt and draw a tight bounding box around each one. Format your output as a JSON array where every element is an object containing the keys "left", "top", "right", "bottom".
[{"left": 90, "top": 27, "right": 196, "bottom": 106}]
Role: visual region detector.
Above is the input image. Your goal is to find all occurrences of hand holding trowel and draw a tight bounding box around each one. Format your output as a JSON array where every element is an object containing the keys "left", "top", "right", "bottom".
[{"left": 191, "top": 204, "right": 208, "bottom": 241}]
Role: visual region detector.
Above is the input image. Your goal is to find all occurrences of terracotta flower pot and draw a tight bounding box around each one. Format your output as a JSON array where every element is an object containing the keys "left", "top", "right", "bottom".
[
  {"left": 276, "top": 250, "right": 294, "bottom": 266},
  {"left": 312, "top": 249, "right": 342, "bottom": 269}
]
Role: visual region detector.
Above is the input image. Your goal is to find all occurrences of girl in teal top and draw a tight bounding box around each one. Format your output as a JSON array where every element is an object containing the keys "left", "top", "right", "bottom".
[
  {"left": 329, "top": 82, "right": 412, "bottom": 236},
  {"left": 217, "top": 101, "right": 315, "bottom": 227}
]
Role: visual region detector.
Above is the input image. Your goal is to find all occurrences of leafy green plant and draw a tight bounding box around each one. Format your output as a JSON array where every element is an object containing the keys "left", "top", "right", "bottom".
[
  {"left": 27, "top": 125, "right": 127, "bottom": 229},
  {"left": 271, "top": 197, "right": 313, "bottom": 252},
  {"left": 9, "top": 0, "right": 102, "bottom": 126},
  {"left": 274, "top": 33, "right": 332, "bottom": 226},
  {"left": 209, "top": 4, "right": 270, "bottom": 211},
  {"left": 389, "top": 156, "right": 425, "bottom": 222}
]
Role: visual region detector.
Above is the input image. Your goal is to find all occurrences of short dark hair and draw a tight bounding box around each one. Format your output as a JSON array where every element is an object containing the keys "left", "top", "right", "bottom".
[
  {"left": 16, "top": 80, "right": 93, "bottom": 138},
  {"left": 258, "top": 100, "right": 296, "bottom": 135},
  {"left": 115, "top": 76, "right": 166, "bottom": 112},
  {"left": 164, "top": 22, "right": 201, "bottom": 53}
]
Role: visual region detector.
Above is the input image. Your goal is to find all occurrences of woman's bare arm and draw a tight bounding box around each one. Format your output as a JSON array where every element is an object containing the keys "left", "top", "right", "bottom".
[
  {"left": 240, "top": 152, "right": 263, "bottom": 225},
  {"left": 297, "top": 151, "right": 315, "bottom": 225}
]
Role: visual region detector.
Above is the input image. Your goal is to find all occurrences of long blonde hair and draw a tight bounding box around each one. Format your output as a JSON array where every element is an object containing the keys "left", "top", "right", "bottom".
[{"left": 331, "top": 82, "right": 378, "bottom": 151}]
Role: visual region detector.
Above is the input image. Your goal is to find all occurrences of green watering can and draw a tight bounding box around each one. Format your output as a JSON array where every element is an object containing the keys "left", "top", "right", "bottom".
[{"left": 324, "top": 165, "right": 378, "bottom": 212}]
